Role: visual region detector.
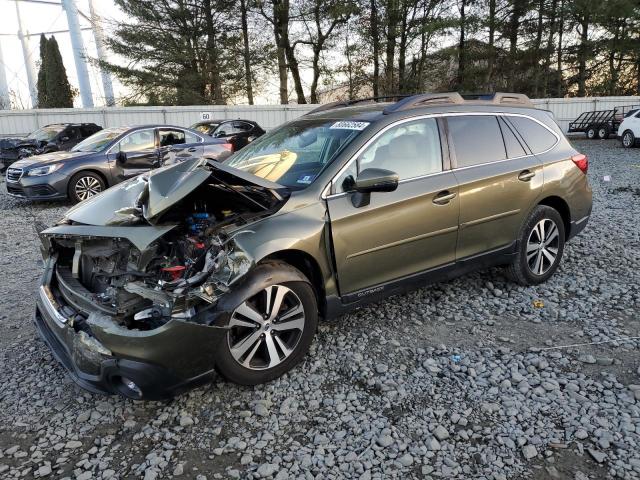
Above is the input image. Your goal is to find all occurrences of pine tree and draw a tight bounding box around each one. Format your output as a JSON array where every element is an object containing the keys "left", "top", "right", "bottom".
[
  {"left": 36, "top": 35, "right": 48, "bottom": 108},
  {"left": 44, "top": 36, "right": 74, "bottom": 108},
  {"left": 36, "top": 35, "right": 74, "bottom": 108}
]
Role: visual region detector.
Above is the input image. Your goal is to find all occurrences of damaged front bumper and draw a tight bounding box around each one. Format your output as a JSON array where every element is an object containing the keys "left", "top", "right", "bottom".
[{"left": 34, "top": 256, "right": 230, "bottom": 400}]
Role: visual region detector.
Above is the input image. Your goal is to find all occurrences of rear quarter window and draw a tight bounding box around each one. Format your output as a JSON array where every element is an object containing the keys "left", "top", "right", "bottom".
[{"left": 508, "top": 116, "right": 557, "bottom": 154}]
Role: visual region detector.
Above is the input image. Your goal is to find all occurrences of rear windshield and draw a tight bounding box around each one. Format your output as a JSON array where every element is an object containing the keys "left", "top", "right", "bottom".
[{"left": 225, "top": 119, "right": 369, "bottom": 189}]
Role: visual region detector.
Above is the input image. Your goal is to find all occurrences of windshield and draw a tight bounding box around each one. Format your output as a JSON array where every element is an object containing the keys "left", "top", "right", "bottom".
[
  {"left": 26, "top": 125, "right": 64, "bottom": 142},
  {"left": 225, "top": 119, "right": 368, "bottom": 188},
  {"left": 192, "top": 123, "right": 218, "bottom": 134},
  {"left": 71, "top": 127, "right": 127, "bottom": 153}
]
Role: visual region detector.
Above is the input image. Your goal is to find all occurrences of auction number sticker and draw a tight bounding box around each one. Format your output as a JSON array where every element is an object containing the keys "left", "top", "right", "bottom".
[{"left": 329, "top": 121, "right": 370, "bottom": 130}]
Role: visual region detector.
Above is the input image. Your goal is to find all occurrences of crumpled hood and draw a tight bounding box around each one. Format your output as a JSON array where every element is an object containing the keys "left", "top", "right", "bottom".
[
  {"left": 10, "top": 150, "right": 87, "bottom": 169},
  {"left": 0, "top": 137, "right": 38, "bottom": 152},
  {"left": 64, "top": 157, "right": 287, "bottom": 226}
]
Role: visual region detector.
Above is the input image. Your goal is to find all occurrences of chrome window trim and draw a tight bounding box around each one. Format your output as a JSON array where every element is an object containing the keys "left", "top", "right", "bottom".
[
  {"left": 322, "top": 111, "right": 559, "bottom": 199},
  {"left": 106, "top": 127, "right": 157, "bottom": 155}
]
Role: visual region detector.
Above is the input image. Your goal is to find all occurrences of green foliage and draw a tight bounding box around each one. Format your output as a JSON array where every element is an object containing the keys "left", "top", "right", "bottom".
[{"left": 36, "top": 35, "right": 74, "bottom": 108}]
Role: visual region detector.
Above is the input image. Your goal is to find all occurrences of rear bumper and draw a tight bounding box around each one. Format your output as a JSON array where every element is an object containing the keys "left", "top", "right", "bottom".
[{"left": 34, "top": 258, "right": 227, "bottom": 399}]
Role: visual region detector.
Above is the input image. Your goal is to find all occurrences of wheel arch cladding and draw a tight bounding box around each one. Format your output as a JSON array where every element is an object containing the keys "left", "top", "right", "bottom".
[
  {"left": 538, "top": 196, "right": 571, "bottom": 239},
  {"left": 213, "top": 259, "right": 315, "bottom": 325},
  {"left": 261, "top": 250, "right": 325, "bottom": 317}
]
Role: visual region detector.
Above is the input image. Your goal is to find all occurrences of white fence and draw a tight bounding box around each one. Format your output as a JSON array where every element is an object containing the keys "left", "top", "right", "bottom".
[{"left": 1, "top": 96, "right": 639, "bottom": 137}]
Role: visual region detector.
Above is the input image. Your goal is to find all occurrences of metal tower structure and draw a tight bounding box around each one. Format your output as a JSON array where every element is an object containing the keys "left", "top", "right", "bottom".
[
  {"left": 88, "top": 0, "right": 114, "bottom": 106},
  {"left": 15, "top": 1, "right": 38, "bottom": 106},
  {"left": 0, "top": 42, "right": 10, "bottom": 108},
  {"left": 61, "top": 0, "right": 93, "bottom": 107}
]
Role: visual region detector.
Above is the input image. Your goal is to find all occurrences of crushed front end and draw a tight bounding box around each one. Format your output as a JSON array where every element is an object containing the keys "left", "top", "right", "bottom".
[{"left": 34, "top": 159, "right": 287, "bottom": 399}]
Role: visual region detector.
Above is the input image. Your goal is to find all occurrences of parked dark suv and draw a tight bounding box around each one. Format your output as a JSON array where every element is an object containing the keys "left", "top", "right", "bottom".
[
  {"left": 0, "top": 123, "right": 102, "bottom": 171},
  {"left": 190, "top": 119, "right": 265, "bottom": 151},
  {"left": 34, "top": 93, "right": 591, "bottom": 399},
  {"left": 6, "top": 125, "right": 232, "bottom": 203}
]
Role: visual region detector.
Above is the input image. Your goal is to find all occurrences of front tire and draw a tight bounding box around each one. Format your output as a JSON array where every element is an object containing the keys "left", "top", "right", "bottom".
[
  {"left": 68, "top": 171, "right": 106, "bottom": 204},
  {"left": 214, "top": 263, "right": 318, "bottom": 385},
  {"left": 622, "top": 130, "right": 636, "bottom": 148},
  {"left": 506, "top": 206, "right": 565, "bottom": 286}
]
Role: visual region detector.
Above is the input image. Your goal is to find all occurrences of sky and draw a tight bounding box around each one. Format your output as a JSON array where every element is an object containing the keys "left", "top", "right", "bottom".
[{"left": 0, "top": 0, "right": 126, "bottom": 108}]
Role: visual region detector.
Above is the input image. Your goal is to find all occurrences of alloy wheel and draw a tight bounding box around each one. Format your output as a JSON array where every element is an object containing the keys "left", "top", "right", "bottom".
[
  {"left": 623, "top": 133, "right": 633, "bottom": 147},
  {"left": 74, "top": 176, "right": 103, "bottom": 201},
  {"left": 526, "top": 219, "right": 560, "bottom": 276},
  {"left": 227, "top": 285, "right": 305, "bottom": 370}
]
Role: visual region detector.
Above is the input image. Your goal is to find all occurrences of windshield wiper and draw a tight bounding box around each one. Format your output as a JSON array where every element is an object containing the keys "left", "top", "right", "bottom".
[{"left": 212, "top": 173, "right": 270, "bottom": 211}]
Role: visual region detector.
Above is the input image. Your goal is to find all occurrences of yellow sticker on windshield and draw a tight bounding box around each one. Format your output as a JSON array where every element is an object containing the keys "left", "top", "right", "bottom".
[{"left": 329, "top": 121, "right": 370, "bottom": 131}]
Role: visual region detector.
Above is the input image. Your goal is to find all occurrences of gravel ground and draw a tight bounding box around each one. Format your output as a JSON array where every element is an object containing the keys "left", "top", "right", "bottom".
[{"left": 0, "top": 139, "right": 639, "bottom": 480}]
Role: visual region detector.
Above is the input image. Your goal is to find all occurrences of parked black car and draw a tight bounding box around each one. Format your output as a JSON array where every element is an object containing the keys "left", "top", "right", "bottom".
[
  {"left": 0, "top": 123, "right": 102, "bottom": 171},
  {"left": 190, "top": 119, "right": 265, "bottom": 151},
  {"left": 6, "top": 125, "right": 233, "bottom": 204}
]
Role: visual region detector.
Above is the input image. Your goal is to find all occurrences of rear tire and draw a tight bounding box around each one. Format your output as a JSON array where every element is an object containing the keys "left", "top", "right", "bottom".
[
  {"left": 68, "top": 171, "right": 106, "bottom": 204},
  {"left": 586, "top": 126, "right": 597, "bottom": 139},
  {"left": 214, "top": 262, "right": 318, "bottom": 385},
  {"left": 597, "top": 126, "right": 610, "bottom": 139},
  {"left": 506, "top": 206, "right": 565, "bottom": 286},
  {"left": 622, "top": 130, "right": 636, "bottom": 148}
]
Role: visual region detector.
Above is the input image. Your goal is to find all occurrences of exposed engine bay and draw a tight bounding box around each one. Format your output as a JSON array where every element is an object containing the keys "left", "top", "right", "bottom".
[{"left": 43, "top": 167, "right": 287, "bottom": 332}]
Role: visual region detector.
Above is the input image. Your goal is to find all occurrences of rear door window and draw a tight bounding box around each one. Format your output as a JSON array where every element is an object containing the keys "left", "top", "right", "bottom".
[
  {"left": 159, "top": 129, "right": 186, "bottom": 147},
  {"left": 507, "top": 116, "right": 557, "bottom": 154},
  {"left": 448, "top": 115, "right": 506, "bottom": 168}
]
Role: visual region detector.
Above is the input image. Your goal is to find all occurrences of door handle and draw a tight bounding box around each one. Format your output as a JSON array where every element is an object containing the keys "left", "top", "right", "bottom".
[
  {"left": 188, "top": 147, "right": 197, "bottom": 152},
  {"left": 518, "top": 170, "right": 536, "bottom": 181},
  {"left": 433, "top": 191, "right": 457, "bottom": 205}
]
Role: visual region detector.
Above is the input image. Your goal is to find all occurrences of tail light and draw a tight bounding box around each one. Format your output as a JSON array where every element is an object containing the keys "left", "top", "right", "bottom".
[
  {"left": 221, "top": 143, "right": 234, "bottom": 152},
  {"left": 571, "top": 153, "right": 588, "bottom": 174}
]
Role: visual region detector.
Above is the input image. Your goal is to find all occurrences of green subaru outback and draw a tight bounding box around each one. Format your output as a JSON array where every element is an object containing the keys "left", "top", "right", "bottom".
[{"left": 35, "top": 93, "right": 591, "bottom": 399}]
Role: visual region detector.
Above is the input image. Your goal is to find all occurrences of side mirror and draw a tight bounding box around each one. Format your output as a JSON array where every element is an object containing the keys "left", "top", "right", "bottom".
[
  {"left": 60, "top": 136, "right": 70, "bottom": 142},
  {"left": 215, "top": 130, "right": 227, "bottom": 137},
  {"left": 351, "top": 168, "right": 398, "bottom": 207},
  {"left": 116, "top": 151, "right": 127, "bottom": 164}
]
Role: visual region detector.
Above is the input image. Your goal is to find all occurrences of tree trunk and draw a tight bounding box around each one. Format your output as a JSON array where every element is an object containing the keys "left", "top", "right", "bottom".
[
  {"left": 577, "top": 16, "right": 589, "bottom": 97},
  {"left": 507, "top": 0, "right": 524, "bottom": 91},
  {"left": 556, "top": 0, "right": 564, "bottom": 96},
  {"left": 456, "top": 0, "right": 466, "bottom": 90},
  {"left": 203, "top": 0, "right": 224, "bottom": 104},
  {"left": 543, "top": 0, "right": 558, "bottom": 97},
  {"left": 398, "top": 4, "right": 408, "bottom": 92},
  {"left": 276, "top": 0, "right": 306, "bottom": 103},
  {"left": 240, "top": 0, "right": 254, "bottom": 105},
  {"left": 310, "top": 46, "right": 321, "bottom": 103},
  {"left": 385, "top": 0, "right": 399, "bottom": 93},
  {"left": 532, "top": 0, "right": 545, "bottom": 97},
  {"left": 486, "top": 0, "right": 496, "bottom": 91},
  {"left": 273, "top": 1, "right": 288, "bottom": 104},
  {"left": 371, "top": 0, "right": 380, "bottom": 97}
]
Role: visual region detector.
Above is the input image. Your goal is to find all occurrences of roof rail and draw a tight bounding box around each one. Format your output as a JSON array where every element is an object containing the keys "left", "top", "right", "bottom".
[
  {"left": 461, "top": 92, "right": 534, "bottom": 107},
  {"left": 383, "top": 93, "right": 465, "bottom": 114},
  {"left": 383, "top": 91, "right": 534, "bottom": 114},
  {"left": 305, "top": 95, "right": 410, "bottom": 116}
]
